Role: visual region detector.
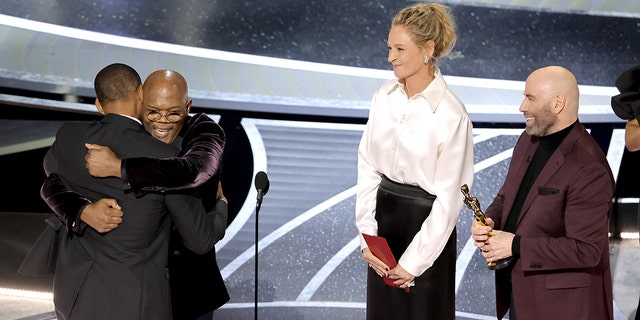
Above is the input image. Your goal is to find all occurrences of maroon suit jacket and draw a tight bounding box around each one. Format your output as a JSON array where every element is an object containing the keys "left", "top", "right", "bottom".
[{"left": 485, "top": 122, "right": 614, "bottom": 320}]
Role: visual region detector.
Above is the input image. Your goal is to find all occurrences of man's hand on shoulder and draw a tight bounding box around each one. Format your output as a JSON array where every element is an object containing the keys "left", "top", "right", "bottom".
[
  {"left": 81, "top": 198, "right": 123, "bottom": 233},
  {"left": 85, "top": 143, "right": 122, "bottom": 178}
]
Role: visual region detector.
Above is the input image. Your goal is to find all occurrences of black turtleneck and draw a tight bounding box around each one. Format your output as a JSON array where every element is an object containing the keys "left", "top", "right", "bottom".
[{"left": 506, "top": 121, "right": 576, "bottom": 256}]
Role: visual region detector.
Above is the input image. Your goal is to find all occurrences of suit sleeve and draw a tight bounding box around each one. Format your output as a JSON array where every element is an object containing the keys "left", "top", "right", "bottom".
[
  {"left": 123, "top": 114, "right": 225, "bottom": 195},
  {"left": 41, "top": 132, "right": 90, "bottom": 234},
  {"left": 165, "top": 193, "right": 217, "bottom": 254},
  {"left": 213, "top": 199, "right": 228, "bottom": 243},
  {"left": 485, "top": 185, "right": 506, "bottom": 228},
  {"left": 40, "top": 173, "right": 90, "bottom": 234}
]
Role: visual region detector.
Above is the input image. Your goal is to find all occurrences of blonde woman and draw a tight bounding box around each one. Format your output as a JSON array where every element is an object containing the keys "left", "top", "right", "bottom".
[{"left": 355, "top": 3, "right": 473, "bottom": 319}]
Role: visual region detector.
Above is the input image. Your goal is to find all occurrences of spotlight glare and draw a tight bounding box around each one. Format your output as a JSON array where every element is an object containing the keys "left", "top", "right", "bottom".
[{"left": 0, "top": 287, "right": 53, "bottom": 300}]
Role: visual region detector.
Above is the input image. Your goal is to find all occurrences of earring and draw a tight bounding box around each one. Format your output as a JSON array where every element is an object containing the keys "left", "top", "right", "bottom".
[{"left": 423, "top": 54, "right": 430, "bottom": 64}]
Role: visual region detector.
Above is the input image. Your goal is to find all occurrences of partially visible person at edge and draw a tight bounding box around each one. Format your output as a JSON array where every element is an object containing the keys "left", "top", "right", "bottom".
[
  {"left": 40, "top": 63, "right": 220, "bottom": 319},
  {"left": 355, "top": 3, "right": 474, "bottom": 320},
  {"left": 472, "top": 66, "right": 614, "bottom": 320},
  {"left": 41, "top": 69, "right": 229, "bottom": 320},
  {"left": 611, "top": 64, "right": 640, "bottom": 320}
]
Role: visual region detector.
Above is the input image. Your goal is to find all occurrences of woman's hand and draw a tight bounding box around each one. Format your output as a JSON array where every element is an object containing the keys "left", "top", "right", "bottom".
[
  {"left": 388, "top": 264, "right": 415, "bottom": 290},
  {"left": 362, "top": 247, "right": 389, "bottom": 278}
]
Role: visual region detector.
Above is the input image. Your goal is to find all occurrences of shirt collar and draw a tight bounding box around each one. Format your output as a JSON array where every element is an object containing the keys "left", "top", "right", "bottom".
[
  {"left": 538, "top": 120, "right": 576, "bottom": 149},
  {"left": 386, "top": 68, "right": 447, "bottom": 113},
  {"left": 116, "top": 113, "right": 142, "bottom": 125}
]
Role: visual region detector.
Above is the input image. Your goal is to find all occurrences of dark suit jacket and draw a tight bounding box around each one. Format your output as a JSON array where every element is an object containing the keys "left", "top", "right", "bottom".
[
  {"left": 36, "top": 113, "right": 229, "bottom": 319},
  {"left": 43, "top": 114, "right": 218, "bottom": 320},
  {"left": 123, "top": 113, "right": 230, "bottom": 317},
  {"left": 485, "top": 122, "right": 615, "bottom": 320}
]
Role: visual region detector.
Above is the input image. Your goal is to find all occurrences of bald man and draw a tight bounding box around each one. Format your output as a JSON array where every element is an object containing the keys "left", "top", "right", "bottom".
[{"left": 471, "top": 66, "right": 615, "bottom": 320}]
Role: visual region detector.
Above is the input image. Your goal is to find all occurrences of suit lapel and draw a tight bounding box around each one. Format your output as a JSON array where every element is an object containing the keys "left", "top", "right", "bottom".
[
  {"left": 516, "top": 150, "right": 564, "bottom": 226},
  {"left": 500, "top": 137, "right": 538, "bottom": 228},
  {"left": 514, "top": 123, "right": 584, "bottom": 228}
]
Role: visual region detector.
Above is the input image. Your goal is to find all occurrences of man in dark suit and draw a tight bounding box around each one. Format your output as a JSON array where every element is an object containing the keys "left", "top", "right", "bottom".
[
  {"left": 471, "top": 66, "right": 615, "bottom": 320},
  {"left": 41, "top": 69, "right": 229, "bottom": 319},
  {"left": 42, "top": 63, "right": 219, "bottom": 320}
]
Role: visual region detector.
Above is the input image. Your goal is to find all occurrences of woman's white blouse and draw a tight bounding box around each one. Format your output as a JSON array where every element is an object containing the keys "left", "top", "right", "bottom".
[{"left": 355, "top": 71, "right": 474, "bottom": 277}]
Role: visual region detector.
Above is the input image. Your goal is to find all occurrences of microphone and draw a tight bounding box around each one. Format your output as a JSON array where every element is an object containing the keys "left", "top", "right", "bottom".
[
  {"left": 255, "top": 171, "right": 270, "bottom": 204},
  {"left": 253, "top": 171, "right": 269, "bottom": 320}
]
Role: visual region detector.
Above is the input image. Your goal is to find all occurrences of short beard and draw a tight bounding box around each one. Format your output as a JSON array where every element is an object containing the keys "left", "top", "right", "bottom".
[{"left": 525, "top": 108, "right": 557, "bottom": 137}]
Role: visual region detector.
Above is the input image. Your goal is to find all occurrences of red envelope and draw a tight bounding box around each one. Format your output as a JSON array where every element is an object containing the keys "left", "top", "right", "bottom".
[{"left": 362, "top": 233, "right": 407, "bottom": 290}]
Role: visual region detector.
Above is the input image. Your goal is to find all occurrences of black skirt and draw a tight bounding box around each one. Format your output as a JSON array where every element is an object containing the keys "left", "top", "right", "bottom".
[{"left": 366, "top": 176, "right": 456, "bottom": 320}]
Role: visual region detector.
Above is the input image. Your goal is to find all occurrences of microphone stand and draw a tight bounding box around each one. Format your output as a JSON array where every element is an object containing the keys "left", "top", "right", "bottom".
[
  {"left": 255, "top": 191, "right": 264, "bottom": 320},
  {"left": 253, "top": 171, "right": 269, "bottom": 320}
]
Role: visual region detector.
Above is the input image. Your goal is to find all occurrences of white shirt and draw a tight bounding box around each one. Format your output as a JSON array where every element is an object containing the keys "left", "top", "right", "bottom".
[
  {"left": 355, "top": 70, "right": 474, "bottom": 277},
  {"left": 117, "top": 113, "right": 142, "bottom": 125}
]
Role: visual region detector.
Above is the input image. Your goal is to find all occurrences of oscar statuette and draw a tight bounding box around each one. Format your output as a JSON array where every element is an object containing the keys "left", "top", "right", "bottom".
[{"left": 460, "top": 184, "right": 513, "bottom": 270}]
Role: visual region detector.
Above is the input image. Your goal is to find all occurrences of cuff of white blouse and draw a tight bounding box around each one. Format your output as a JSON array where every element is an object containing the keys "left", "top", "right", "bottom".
[
  {"left": 358, "top": 232, "right": 372, "bottom": 252},
  {"left": 397, "top": 256, "right": 424, "bottom": 278}
]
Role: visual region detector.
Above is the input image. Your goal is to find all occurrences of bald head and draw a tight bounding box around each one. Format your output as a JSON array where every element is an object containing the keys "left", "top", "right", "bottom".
[
  {"left": 521, "top": 66, "right": 580, "bottom": 136},
  {"left": 529, "top": 66, "right": 579, "bottom": 121},
  {"left": 141, "top": 70, "right": 192, "bottom": 144},
  {"left": 143, "top": 70, "right": 189, "bottom": 101}
]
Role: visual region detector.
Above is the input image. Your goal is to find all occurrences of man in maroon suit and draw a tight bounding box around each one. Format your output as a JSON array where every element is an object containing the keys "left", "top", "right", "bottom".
[{"left": 471, "top": 66, "right": 614, "bottom": 320}]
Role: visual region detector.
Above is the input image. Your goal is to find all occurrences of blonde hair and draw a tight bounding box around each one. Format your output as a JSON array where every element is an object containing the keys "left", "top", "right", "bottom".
[{"left": 392, "top": 2, "right": 457, "bottom": 59}]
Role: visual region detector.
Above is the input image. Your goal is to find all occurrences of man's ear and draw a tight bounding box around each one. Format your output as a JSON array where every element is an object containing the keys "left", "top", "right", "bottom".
[
  {"left": 95, "top": 98, "right": 106, "bottom": 115},
  {"left": 185, "top": 99, "right": 193, "bottom": 114},
  {"left": 554, "top": 94, "right": 566, "bottom": 114},
  {"left": 136, "top": 85, "right": 143, "bottom": 102}
]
